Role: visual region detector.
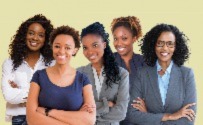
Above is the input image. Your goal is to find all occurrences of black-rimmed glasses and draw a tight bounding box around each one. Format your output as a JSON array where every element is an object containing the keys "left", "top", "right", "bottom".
[{"left": 156, "top": 41, "right": 176, "bottom": 48}]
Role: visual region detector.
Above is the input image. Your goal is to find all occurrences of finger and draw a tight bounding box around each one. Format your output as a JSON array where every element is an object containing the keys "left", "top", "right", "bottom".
[
  {"left": 184, "top": 103, "right": 196, "bottom": 109},
  {"left": 185, "top": 109, "right": 196, "bottom": 120},
  {"left": 183, "top": 114, "right": 192, "bottom": 121},
  {"left": 132, "top": 103, "right": 142, "bottom": 110},
  {"left": 188, "top": 113, "right": 195, "bottom": 121},
  {"left": 8, "top": 80, "right": 12, "bottom": 84}
]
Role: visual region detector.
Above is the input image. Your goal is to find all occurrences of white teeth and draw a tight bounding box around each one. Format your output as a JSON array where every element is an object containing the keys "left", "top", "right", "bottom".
[
  {"left": 89, "top": 55, "right": 96, "bottom": 60},
  {"left": 161, "top": 53, "right": 168, "bottom": 56},
  {"left": 58, "top": 55, "right": 66, "bottom": 59},
  {"left": 30, "top": 42, "right": 37, "bottom": 46},
  {"left": 117, "top": 47, "right": 125, "bottom": 51}
]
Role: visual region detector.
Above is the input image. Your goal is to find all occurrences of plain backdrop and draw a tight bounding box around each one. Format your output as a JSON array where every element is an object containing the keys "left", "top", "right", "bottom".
[{"left": 0, "top": 0, "right": 202, "bottom": 124}]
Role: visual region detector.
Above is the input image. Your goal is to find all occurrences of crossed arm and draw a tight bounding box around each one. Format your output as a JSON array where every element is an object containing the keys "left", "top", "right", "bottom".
[
  {"left": 26, "top": 83, "right": 96, "bottom": 125},
  {"left": 128, "top": 68, "right": 197, "bottom": 125}
]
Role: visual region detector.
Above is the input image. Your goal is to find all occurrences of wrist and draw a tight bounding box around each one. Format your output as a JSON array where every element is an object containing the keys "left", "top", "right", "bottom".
[{"left": 162, "top": 113, "right": 171, "bottom": 121}]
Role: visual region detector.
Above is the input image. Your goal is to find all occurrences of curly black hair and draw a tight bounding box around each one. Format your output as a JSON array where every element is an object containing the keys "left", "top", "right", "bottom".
[
  {"left": 9, "top": 14, "right": 54, "bottom": 70},
  {"left": 140, "top": 23, "right": 190, "bottom": 67},
  {"left": 49, "top": 25, "right": 80, "bottom": 56},
  {"left": 81, "top": 22, "right": 120, "bottom": 87}
]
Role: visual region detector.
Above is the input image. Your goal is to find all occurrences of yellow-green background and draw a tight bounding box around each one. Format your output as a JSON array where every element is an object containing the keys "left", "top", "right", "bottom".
[{"left": 0, "top": 0, "right": 202, "bottom": 124}]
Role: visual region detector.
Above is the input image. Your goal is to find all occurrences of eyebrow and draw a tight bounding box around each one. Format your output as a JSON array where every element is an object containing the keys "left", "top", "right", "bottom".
[
  {"left": 54, "top": 43, "right": 72, "bottom": 46},
  {"left": 92, "top": 41, "right": 99, "bottom": 44},
  {"left": 28, "top": 30, "right": 45, "bottom": 34},
  {"left": 157, "top": 40, "right": 175, "bottom": 42}
]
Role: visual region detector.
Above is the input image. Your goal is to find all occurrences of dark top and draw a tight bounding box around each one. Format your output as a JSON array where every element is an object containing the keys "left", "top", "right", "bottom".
[
  {"left": 31, "top": 69, "right": 90, "bottom": 111},
  {"left": 114, "top": 52, "right": 145, "bottom": 125},
  {"left": 114, "top": 52, "right": 145, "bottom": 87}
]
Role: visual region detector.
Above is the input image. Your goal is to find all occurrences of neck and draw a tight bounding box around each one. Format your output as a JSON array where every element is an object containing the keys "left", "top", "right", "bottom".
[
  {"left": 121, "top": 51, "right": 133, "bottom": 63},
  {"left": 54, "top": 63, "right": 72, "bottom": 75},
  {"left": 92, "top": 60, "right": 103, "bottom": 75},
  {"left": 158, "top": 60, "right": 171, "bottom": 71},
  {"left": 26, "top": 51, "right": 40, "bottom": 60}
]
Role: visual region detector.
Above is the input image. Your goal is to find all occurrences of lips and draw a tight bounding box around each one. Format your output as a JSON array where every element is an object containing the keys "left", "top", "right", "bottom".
[
  {"left": 57, "top": 55, "right": 66, "bottom": 60},
  {"left": 160, "top": 52, "right": 169, "bottom": 56},
  {"left": 30, "top": 41, "right": 38, "bottom": 47},
  {"left": 116, "top": 47, "right": 125, "bottom": 52},
  {"left": 88, "top": 55, "right": 97, "bottom": 60}
]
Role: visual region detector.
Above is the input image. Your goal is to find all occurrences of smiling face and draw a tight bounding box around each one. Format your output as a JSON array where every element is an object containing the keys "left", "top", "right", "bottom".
[
  {"left": 155, "top": 31, "right": 176, "bottom": 65},
  {"left": 82, "top": 34, "right": 106, "bottom": 65},
  {"left": 113, "top": 26, "right": 136, "bottom": 57},
  {"left": 52, "top": 34, "right": 78, "bottom": 65},
  {"left": 26, "top": 23, "right": 45, "bottom": 52}
]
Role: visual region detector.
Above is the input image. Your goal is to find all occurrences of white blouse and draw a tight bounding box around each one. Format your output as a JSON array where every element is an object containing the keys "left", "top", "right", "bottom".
[
  {"left": 92, "top": 66, "right": 104, "bottom": 99},
  {"left": 1, "top": 55, "right": 54, "bottom": 121}
]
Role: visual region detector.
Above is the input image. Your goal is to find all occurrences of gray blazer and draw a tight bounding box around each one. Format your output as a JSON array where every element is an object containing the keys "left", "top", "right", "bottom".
[
  {"left": 77, "top": 64, "right": 130, "bottom": 125},
  {"left": 127, "top": 64, "right": 197, "bottom": 125}
]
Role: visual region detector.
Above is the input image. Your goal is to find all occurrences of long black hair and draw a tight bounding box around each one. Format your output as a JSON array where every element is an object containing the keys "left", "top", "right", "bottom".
[
  {"left": 9, "top": 14, "right": 54, "bottom": 70},
  {"left": 81, "top": 22, "right": 120, "bottom": 87}
]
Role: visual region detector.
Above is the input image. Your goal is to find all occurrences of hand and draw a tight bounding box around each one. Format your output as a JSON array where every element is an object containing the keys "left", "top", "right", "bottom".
[
  {"left": 9, "top": 80, "right": 19, "bottom": 88},
  {"left": 108, "top": 101, "right": 115, "bottom": 107},
  {"left": 131, "top": 97, "right": 147, "bottom": 112},
  {"left": 19, "top": 102, "right": 26, "bottom": 107},
  {"left": 37, "top": 107, "right": 46, "bottom": 115},
  {"left": 80, "top": 104, "right": 96, "bottom": 113},
  {"left": 168, "top": 103, "right": 196, "bottom": 121}
]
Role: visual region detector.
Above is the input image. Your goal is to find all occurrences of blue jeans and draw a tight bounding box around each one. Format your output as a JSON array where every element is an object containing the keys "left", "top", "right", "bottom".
[{"left": 12, "top": 115, "right": 28, "bottom": 125}]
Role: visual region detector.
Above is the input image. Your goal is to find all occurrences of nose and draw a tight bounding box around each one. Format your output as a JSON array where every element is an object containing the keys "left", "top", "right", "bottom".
[
  {"left": 114, "top": 39, "right": 122, "bottom": 46},
  {"left": 59, "top": 47, "right": 65, "bottom": 54},
  {"left": 86, "top": 48, "right": 94, "bottom": 56},
  {"left": 33, "top": 34, "right": 38, "bottom": 41},
  {"left": 162, "top": 43, "right": 168, "bottom": 50}
]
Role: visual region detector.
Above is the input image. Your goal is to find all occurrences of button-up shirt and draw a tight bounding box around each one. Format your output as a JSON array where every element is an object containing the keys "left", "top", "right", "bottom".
[{"left": 156, "top": 60, "right": 173, "bottom": 106}]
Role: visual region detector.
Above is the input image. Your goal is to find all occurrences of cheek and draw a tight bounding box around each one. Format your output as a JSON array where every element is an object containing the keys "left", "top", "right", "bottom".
[
  {"left": 113, "top": 41, "right": 117, "bottom": 47},
  {"left": 83, "top": 51, "right": 88, "bottom": 57}
]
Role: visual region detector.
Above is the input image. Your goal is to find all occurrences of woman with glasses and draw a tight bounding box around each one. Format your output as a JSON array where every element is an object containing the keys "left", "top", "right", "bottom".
[{"left": 127, "top": 24, "right": 197, "bottom": 125}]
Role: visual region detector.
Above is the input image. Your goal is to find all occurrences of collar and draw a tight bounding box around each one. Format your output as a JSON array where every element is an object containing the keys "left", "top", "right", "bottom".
[{"left": 156, "top": 60, "right": 173, "bottom": 74}]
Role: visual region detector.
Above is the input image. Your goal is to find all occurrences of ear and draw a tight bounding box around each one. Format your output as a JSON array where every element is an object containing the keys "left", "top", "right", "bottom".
[
  {"left": 72, "top": 48, "right": 79, "bottom": 56},
  {"left": 132, "top": 36, "right": 137, "bottom": 43},
  {"left": 103, "top": 42, "right": 107, "bottom": 49}
]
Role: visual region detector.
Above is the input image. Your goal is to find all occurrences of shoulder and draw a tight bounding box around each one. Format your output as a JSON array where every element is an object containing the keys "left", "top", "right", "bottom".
[
  {"left": 2, "top": 58, "right": 14, "bottom": 71},
  {"left": 77, "top": 66, "right": 86, "bottom": 73},
  {"left": 77, "top": 64, "right": 91, "bottom": 73},
  {"left": 177, "top": 65, "right": 194, "bottom": 77},
  {"left": 119, "top": 67, "right": 129, "bottom": 76},
  {"left": 113, "top": 52, "right": 120, "bottom": 58},
  {"left": 133, "top": 53, "right": 145, "bottom": 64},
  {"left": 2, "top": 58, "right": 13, "bottom": 66},
  {"left": 179, "top": 65, "right": 193, "bottom": 72},
  {"left": 34, "top": 69, "right": 46, "bottom": 76}
]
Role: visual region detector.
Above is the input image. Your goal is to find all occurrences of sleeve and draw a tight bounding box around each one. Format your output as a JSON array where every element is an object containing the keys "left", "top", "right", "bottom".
[
  {"left": 97, "top": 69, "right": 130, "bottom": 122},
  {"left": 30, "top": 70, "right": 40, "bottom": 85},
  {"left": 127, "top": 68, "right": 164, "bottom": 125},
  {"left": 96, "top": 97, "right": 110, "bottom": 116},
  {"left": 164, "top": 68, "right": 197, "bottom": 125},
  {"left": 82, "top": 73, "right": 91, "bottom": 87},
  {"left": 1, "top": 59, "right": 28, "bottom": 104}
]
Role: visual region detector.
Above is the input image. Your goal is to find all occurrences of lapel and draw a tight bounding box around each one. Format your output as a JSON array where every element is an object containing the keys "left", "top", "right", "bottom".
[
  {"left": 147, "top": 66, "right": 163, "bottom": 107},
  {"left": 84, "top": 64, "right": 99, "bottom": 101},
  {"left": 99, "top": 75, "right": 107, "bottom": 100},
  {"left": 164, "top": 64, "right": 181, "bottom": 109}
]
